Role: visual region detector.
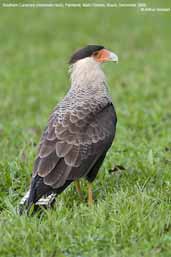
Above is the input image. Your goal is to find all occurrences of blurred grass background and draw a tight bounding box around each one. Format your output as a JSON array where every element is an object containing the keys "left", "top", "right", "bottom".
[{"left": 0, "top": 1, "right": 171, "bottom": 256}]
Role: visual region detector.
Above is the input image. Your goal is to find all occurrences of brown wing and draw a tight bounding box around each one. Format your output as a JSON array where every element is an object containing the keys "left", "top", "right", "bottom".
[{"left": 32, "top": 103, "right": 116, "bottom": 189}]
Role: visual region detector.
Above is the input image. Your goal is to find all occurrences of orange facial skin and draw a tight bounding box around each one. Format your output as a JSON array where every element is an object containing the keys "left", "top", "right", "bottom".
[{"left": 92, "top": 49, "right": 112, "bottom": 63}]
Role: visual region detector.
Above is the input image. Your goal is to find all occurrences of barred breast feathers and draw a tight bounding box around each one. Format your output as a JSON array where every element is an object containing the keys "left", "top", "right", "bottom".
[{"left": 50, "top": 57, "right": 113, "bottom": 124}]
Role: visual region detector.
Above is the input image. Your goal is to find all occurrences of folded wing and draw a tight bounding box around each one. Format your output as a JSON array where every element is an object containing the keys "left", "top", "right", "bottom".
[{"left": 32, "top": 102, "right": 117, "bottom": 189}]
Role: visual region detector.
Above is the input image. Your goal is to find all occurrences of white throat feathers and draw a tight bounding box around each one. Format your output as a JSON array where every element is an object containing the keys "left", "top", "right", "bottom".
[
  {"left": 70, "top": 57, "right": 106, "bottom": 88},
  {"left": 69, "top": 57, "right": 111, "bottom": 101}
]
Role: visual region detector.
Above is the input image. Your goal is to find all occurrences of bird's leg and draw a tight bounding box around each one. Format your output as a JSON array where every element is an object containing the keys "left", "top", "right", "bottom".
[
  {"left": 75, "top": 180, "right": 83, "bottom": 200},
  {"left": 88, "top": 182, "right": 93, "bottom": 206}
]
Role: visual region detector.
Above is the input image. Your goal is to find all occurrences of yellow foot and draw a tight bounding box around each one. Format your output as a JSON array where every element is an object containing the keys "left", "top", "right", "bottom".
[{"left": 75, "top": 180, "right": 83, "bottom": 200}]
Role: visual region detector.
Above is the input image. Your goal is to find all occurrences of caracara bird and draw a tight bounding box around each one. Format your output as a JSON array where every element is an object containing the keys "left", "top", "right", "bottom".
[{"left": 23, "top": 45, "right": 118, "bottom": 209}]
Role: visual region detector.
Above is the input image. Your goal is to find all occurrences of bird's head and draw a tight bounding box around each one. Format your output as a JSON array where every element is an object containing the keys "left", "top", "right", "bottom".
[{"left": 69, "top": 45, "right": 118, "bottom": 65}]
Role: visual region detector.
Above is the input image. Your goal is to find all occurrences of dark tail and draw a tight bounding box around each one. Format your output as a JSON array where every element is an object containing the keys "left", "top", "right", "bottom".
[
  {"left": 19, "top": 176, "right": 72, "bottom": 214},
  {"left": 27, "top": 175, "right": 52, "bottom": 204}
]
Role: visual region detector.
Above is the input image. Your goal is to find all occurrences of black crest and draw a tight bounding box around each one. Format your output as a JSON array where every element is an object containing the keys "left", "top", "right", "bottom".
[{"left": 69, "top": 45, "right": 104, "bottom": 64}]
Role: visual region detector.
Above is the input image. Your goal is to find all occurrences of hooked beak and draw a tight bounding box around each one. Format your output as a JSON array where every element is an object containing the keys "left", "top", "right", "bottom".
[
  {"left": 108, "top": 51, "right": 118, "bottom": 63},
  {"left": 94, "top": 49, "right": 118, "bottom": 63}
]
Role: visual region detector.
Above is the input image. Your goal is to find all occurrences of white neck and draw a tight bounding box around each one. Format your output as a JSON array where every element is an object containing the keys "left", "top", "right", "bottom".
[{"left": 69, "top": 57, "right": 107, "bottom": 89}]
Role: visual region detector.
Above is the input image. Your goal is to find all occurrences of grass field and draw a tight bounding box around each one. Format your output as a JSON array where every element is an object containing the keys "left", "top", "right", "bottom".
[{"left": 0, "top": 1, "right": 171, "bottom": 256}]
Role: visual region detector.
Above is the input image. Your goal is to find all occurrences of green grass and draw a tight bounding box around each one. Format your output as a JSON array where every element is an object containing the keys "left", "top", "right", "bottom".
[{"left": 0, "top": 2, "right": 171, "bottom": 256}]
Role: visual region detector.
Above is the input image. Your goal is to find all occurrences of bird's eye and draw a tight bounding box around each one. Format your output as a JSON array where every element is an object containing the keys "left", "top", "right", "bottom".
[{"left": 93, "top": 51, "right": 99, "bottom": 57}]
